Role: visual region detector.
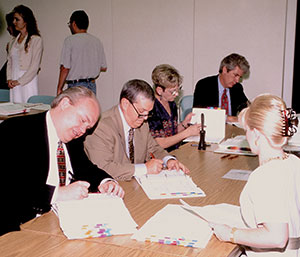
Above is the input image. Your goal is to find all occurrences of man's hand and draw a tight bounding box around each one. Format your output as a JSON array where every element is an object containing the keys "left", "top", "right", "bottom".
[
  {"left": 145, "top": 158, "right": 164, "bottom": 174},
  {"left": 226, "top": 115, "right": 238, "bottom": 122},
  {"left": 57, "top": 181, "right": 90, "bottom": 201},
  {"left": 98, "top": 180, "right": 124, "bottom": 198},
  {"left": 166, "top": 159, "right": 190, "bottom": 173}
]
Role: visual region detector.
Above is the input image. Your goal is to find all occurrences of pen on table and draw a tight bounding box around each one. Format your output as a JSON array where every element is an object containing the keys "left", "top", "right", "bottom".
[
  {"left": 220, "top": 154, "right": 231, "bottom": 159},
  {"left": 228, "top": 155, "right": 239, "bottom": 160},
  {"left": 191, "top": 143, "right": 211, "bottom": 147}
]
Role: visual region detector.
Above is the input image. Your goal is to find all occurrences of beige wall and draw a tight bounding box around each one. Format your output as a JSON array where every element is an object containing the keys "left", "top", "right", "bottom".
[{"left": 0, "top": 0, "right": 296, "bottom": 111}]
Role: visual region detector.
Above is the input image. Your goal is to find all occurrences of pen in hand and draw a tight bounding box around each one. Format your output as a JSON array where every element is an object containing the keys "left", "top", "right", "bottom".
[{"left": 150, "top": 152, "right": 167, "bottom": 170}]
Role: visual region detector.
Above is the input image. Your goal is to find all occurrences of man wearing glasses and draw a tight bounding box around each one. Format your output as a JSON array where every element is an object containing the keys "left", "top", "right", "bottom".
[{"left": 84, "top": 79, "right": 189, "bottom": 181}]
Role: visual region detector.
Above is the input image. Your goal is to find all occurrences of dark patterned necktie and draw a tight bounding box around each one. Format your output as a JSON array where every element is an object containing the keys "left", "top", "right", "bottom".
[
  {"left": 221, "top": 89, "right": 229, "bottom": 115},
  {"left": 57, "top": 141, "right": 66, "bottom": 186},
  {"left": 128, "top": 128, "right": 134, "bottom": 163}
]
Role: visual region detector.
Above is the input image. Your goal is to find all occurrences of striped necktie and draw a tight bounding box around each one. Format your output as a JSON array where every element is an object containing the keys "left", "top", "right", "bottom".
[
  {"left": 221, "top": 89, "right": 229, "bottom": 115},
  {"left": 57, "top": 141, "right": 66, "bottom": 186},
  {"left": 128, "top": 128, "right": 134, "bottom": 163}
]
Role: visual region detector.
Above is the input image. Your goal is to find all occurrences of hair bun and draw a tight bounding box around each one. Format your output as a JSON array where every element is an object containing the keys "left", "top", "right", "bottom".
[{"left": 282, "top": 108, "right": 298, "bottom": 137}]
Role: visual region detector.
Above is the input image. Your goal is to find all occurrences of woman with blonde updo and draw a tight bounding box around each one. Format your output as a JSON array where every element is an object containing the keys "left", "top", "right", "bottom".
[
  {"left": 148, "top": 64, "right": 201, "bottom": 152},
  {"left": 210, "top": 94, "right": 300, "bottom": 257}
]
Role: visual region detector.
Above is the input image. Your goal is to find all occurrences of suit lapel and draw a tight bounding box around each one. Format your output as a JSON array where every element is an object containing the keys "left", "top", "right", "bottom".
[{"left": 112, "top": 106, "right": 128, "bottom": 160}]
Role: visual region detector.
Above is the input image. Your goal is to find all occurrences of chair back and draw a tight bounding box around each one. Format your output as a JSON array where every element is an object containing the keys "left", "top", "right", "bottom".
[
  {"left": 0, "top": 89, "right": 9, "bottom": 102},
  {"left": 179, "top": 95, "right": 194, "bottom": 122},
  {"left": 27, "top": 95, "right": 55, "bottom": 105}
]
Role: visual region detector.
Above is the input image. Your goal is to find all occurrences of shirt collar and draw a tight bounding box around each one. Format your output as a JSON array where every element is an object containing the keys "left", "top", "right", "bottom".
[
  {"left": 47, "top": 111, "right": 60, "bottom": 144},
  {"left": 118, "top": 105, "right": 132, "bottom": 134},
  {"left": 218, "top": 75, "right": 227, "bottom": 93}
]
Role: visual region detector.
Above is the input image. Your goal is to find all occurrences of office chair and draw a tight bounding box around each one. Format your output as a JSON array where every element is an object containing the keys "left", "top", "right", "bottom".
[
  {"left": 179, "top": 95, "right": 194, "bottom": 122},
  {"left": 0, "top": 89, "right": 10, "bottom": 102},
  {"left": 27, "top": 95, "right": 55, "bottom": 105}
]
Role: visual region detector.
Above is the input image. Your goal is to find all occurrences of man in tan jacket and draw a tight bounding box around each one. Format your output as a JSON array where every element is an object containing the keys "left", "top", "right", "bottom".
[{"left": 84, "top": 79, "right": 189, "bottom": 181}]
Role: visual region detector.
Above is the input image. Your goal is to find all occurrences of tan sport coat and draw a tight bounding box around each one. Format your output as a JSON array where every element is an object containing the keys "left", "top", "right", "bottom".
[{"left": 84, "top": 105, "right": 168, "bottom": 180}]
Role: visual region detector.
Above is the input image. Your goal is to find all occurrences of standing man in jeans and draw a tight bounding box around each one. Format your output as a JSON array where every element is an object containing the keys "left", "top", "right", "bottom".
[{"left": 57, "top": 10, "right": 107, "bottom": 95}]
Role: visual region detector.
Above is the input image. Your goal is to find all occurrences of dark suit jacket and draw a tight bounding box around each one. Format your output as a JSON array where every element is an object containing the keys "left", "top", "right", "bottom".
[
  {"left": 0, "top": 112, "right": 112, "bottom": 235},
  {"left": 193, "top": 75, "right": 249, "bottom": 116}
]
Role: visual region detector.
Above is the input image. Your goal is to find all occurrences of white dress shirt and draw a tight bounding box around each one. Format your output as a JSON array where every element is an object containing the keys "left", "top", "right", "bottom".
[
  {"left": 118, "top": 105, "right": 175, "bottom": 177},
  {"left": 46, "top": 111, "right": 73, "bottom": 203}
]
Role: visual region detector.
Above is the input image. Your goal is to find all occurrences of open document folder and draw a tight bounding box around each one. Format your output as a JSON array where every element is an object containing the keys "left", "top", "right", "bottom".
[
  {"left": 184, "top": 108, "right": 226, "bottom": 143},
  {"left": 52, "top": 194, "right": 137, "bottom": 239},
  {"left": 0, "top": 102, "right": 50, "bottom": 115},
  {"left": 132, "top": 201, "right": 246, "bottom": 249},
  {"left": 0, "top": 102, "right": 29, "bottom": 115},
  {"left": 214, "top": 135, "right": 256, "bottom": 156},
  {"left": 132, "top": 204, "right": 213, "bottom": 248},
  {"left": 135, "top": 169, "right": 206, "bottom": 200}
]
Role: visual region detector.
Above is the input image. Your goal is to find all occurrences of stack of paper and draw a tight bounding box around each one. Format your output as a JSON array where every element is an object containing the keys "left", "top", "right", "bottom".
[
  {"left": 214, "top": 135, "right": 256, "bottom": 156},
  {"left": 24, "top": 103, "right": 51, "bottom": 111},
  {"left": 0, "top": 102, "right": 29, "bottom": 115},
  {"left": 135, "top": 170, "right": 206, "bottom": 200},
  {"left": 0, "top": 102, "right": 50, "bottom": 116},
  {"left": 52, "top": 194, "right": 137, "bottom": 239},
  {"left": 132, "top": 204, "right": 213, "bottom": 248},
  {"left": 191, "top": 203, "right": 246, "bottom": 229}
]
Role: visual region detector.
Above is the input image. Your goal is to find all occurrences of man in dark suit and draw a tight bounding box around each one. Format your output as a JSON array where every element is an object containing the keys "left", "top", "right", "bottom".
[
  {"left": 193, "top": 53, "right": 250, "bottom": 122},
  {"left": 0, "top": 86, "right": 124, "bottom": 236}
]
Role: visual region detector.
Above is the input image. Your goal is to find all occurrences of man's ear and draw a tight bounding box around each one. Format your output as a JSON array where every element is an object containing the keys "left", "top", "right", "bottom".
[
  {"left": 222, "top": 66, "right": 228, "bottom": 74},
  {"left": 120, "top": 98, "right": 129, "bottom": 110},
  {"left": 59, "top": 97, "right": 71, "bottom": 110}
]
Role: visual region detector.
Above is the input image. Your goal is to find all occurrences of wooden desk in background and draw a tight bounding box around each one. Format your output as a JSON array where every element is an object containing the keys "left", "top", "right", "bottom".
[{"left": 0, "top": 125, "right": 259, "bottom": 257}]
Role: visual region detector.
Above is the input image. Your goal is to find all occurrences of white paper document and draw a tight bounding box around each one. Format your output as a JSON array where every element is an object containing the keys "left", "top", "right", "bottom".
[
  {"left": 135, "top": 170, "right": 206, "bottom": 200},
  {"left": 214, "top": 135, "right": 256, "bottom": 156},
  {"left": 52, "top": 194, "right": 138, "bottom": 239},
  {"left": 0, "top": 102, "right": 29, "bottom": 115},
  {"left": 192, "top": 203, "right": 246, "bottom": 229},
  {"left": 184, "top": 108, "right": 226, "bottom": 143},
  {"left": 0, "top": 102, "right": 50, "bottom": 115},
  {"left": 222, "top": 169, "right": 252, "bottom": 181},
  {"left": 132, "top": 204, "right": 213, "bottom": 248}
]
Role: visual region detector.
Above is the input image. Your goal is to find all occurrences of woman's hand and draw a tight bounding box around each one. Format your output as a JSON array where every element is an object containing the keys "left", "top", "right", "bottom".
[{"left": 7, "top": 80, "right": 20, "bottom": 88}]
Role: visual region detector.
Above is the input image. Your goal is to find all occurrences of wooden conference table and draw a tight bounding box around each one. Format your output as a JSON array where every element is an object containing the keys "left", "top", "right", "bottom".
[{"left": 0, "top": 125, "right": 259, "bottom": 257}]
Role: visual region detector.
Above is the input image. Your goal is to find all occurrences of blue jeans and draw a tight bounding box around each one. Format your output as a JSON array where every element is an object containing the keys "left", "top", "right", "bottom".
[{"left": 67, "top": 81, "right": 96, "bottom": 95}]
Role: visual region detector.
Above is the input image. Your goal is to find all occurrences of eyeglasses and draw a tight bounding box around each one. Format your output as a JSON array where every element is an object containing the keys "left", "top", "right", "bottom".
[
  {"left": 156, "top": 84, "right": 182, "bottom": 96},
  {"left": 128, "top": 100, "right": 151, "bottom": 118},
  {"left": 67, "top": 21, "right": 71, "bottom": 26},
  {"left": 168, "top": 86, "right": 182, "bottom": 96}
]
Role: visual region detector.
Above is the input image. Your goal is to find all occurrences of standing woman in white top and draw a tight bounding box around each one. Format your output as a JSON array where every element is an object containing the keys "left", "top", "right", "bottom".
[
  {"left": 210, "top": 94, "right": 300, "bottom": 257},
  {"left": 7, "top": 5, "right": 43, "bottom": 103}
]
